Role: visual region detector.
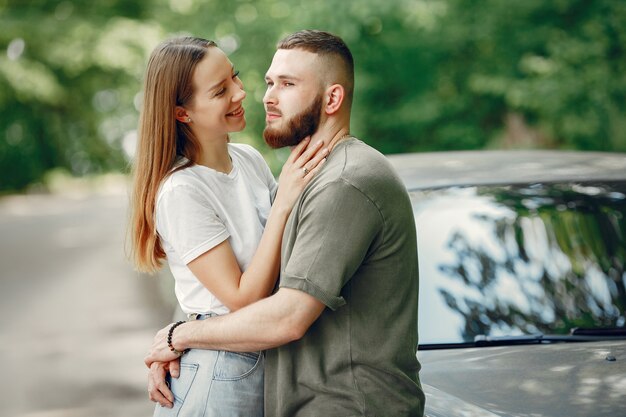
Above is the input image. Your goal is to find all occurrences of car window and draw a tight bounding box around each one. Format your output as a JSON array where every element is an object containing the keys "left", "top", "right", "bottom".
[{"left": 411, "top": 181, "right": 626, "bottom": 345}]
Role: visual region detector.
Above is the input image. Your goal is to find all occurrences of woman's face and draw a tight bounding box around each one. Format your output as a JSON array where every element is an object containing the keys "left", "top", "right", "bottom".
[{"left": 183, "top": 47, "right": 246, "bottom": 140}]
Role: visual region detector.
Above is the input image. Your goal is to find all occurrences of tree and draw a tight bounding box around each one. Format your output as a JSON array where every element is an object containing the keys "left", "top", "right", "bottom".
[
  {"left": 0, "top": 0, "right": 162, "bottom": 191},
  {"left": 1, "top": 0, "right": 625, "bottom": 192}
]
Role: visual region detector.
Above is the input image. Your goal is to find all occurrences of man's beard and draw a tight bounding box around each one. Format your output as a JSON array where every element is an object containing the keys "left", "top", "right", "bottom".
[{"left": 263, "top": 94, "right": 323, "bottom": 149}]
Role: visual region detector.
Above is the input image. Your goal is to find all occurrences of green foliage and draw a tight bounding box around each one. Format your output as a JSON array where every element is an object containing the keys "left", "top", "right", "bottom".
[
  {"left": 0, "top": 0, "right": 162, "bottom": 192},
  {"left": 1, "top": 0, "right": 625, "bottom": 191}
]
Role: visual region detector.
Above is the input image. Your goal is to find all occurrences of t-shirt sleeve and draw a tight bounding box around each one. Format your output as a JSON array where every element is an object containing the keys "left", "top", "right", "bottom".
[
  {"left": 156, "top": 184, "right": 230, "bottom": 264},
  {"left": 280, "top": 180, "right": 383, "bottom": 310}
]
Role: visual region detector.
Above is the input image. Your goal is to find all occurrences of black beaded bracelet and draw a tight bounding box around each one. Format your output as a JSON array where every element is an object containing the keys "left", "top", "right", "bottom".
[{"left": 167, "top": 320, "right": 188, "bottom": 356}]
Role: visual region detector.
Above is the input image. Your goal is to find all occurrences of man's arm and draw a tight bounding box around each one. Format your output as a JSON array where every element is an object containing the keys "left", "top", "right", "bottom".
[{"left": 145, "top": 287, "right": 325, "bottom": 366}]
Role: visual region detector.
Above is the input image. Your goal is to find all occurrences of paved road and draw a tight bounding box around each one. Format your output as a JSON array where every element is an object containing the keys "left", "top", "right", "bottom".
[{"left": 0, "top": 182, "right": 176, "bottom": 417}]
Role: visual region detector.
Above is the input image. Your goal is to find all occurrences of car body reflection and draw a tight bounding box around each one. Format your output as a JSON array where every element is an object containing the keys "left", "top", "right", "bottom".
[
  {"left": 413, "top": 181, "right": 626, "bottom": 345},
  {"left": 386, "top": 150, "right": 626, "bottom": 417}
]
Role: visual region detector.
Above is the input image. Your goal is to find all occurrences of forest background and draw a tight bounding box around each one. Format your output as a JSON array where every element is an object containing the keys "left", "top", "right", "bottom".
[{"left": 1, "top": 0, "right": 625, "bottom": 193}]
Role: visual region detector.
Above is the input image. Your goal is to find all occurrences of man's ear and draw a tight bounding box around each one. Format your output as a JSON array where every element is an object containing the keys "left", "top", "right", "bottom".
[
  {"left": 174, "top": 106, "right": 191, "bottom": 123},
  {"left": 324, "top": 84, "right": 345, "bottom": 115}
]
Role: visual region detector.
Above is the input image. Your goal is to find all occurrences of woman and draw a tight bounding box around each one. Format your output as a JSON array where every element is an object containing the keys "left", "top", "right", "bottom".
[{"left": 129, "top": 37, "right": 327, "bottom": 416}]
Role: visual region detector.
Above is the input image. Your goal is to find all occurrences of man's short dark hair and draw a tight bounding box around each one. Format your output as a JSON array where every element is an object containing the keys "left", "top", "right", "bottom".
[{"left": 277, "top": 30, "right": 354, "bottom": 106}]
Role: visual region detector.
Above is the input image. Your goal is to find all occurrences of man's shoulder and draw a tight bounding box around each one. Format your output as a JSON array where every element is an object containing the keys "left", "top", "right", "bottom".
[
  {"left": 300, "top": 139, "right": 407, "bottom": 217},
  {"left": 336, "top": 139, "right": 404, "bottom": 190},
  {"left": 342, "top": 137, "right": 382, "bottom": 157}
]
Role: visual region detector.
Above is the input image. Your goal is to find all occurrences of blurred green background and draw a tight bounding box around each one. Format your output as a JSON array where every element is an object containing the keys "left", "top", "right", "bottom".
[{"left": 1, "top": 0, "right": 625, "bottom": 194}]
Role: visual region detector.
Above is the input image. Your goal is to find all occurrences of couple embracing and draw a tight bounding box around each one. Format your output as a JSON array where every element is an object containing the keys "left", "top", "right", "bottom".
[{"left": 130, "top": 29, "right": 425, "bottom": 417}]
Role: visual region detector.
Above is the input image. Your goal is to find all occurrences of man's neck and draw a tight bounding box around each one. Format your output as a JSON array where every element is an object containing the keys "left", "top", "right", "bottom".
[{"left": 308, "top": 124, "right": 351, "bottom": 154}]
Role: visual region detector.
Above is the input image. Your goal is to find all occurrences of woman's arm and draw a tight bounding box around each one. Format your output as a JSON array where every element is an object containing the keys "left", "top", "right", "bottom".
[{"left": 187, "top": 138, "right": 327, "bottom": 312}]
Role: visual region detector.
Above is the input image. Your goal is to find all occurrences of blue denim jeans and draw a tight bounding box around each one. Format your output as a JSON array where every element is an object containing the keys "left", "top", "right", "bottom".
[{"left": 153, "top": 347, "right": 264, "bottom": 417}]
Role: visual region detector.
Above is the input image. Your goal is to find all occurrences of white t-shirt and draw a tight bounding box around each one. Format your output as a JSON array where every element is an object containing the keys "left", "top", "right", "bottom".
[{"left": 155, "top": 143, "right": 278, "bottom": 315}]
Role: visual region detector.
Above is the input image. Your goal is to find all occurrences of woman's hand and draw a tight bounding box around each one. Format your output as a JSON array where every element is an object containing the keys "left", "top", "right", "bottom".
[
  {"left": 147, "top": 360, "right": 178, "bottom": 408},
  {"left": 145, "top": 323, "right": 187, "bottom": 408},
  {"left": 274, "top": 137, "right": 328, "bottom": 211}
]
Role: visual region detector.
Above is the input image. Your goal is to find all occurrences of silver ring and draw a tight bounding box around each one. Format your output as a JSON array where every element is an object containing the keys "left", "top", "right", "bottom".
[{"left": 303, "top": 167, "right": 309, "bottom": 176}]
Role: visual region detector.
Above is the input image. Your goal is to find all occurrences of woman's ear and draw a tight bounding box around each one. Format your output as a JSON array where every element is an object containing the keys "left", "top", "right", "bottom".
[
  {"left": 324, "top": 84, "right": 345, "bottom": 115},
  {"left": 174, "top": 106, "right": 192, "bottom": 123}
]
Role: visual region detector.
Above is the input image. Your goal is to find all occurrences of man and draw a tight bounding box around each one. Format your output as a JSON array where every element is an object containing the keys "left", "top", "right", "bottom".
[{"left": 146, "top": 30, "right": 425, "bottom": 416}]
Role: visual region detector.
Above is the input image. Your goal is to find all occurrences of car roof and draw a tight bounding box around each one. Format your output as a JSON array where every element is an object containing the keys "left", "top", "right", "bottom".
[{"left": 385, "top": 150, "right": 626, "bottom": 190}]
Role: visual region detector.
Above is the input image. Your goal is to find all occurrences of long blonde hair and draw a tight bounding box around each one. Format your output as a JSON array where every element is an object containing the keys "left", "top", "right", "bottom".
[{"left": 129, "top": 37, "right": 217, "bottom": 273}]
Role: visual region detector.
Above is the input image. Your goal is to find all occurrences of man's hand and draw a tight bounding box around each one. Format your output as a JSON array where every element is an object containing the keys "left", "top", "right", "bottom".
[
  {"left": 148, "top": 360, "right": 180, "bottom": 408},
  {"left": 144, "top": 323, "right": 183, "bottom": 368}
]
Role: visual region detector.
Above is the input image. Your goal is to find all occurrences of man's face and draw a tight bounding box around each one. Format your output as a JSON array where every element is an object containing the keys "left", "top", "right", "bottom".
[{"left": 263, "top": 49, "right": 325, "bottom": 148}]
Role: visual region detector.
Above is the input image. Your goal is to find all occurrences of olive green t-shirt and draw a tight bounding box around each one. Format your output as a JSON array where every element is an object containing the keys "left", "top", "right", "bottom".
[{"left": 265, "top": 138, "right": 425, "bottom": 416}]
